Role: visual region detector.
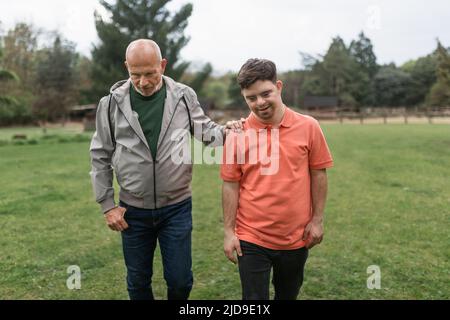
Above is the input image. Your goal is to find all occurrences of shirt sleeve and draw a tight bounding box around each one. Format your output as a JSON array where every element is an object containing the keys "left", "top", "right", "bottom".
[
  {"left": 308, "top": 119, "right": 334, "bottom": 169},
  {"left": 220, "top": 131, "right": 242, "bottom": 181}
]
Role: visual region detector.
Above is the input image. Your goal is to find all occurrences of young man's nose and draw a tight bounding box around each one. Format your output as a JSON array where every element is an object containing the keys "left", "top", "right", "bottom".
[{"left": 256, "top": 96, "right": 266, "bottom": 106}]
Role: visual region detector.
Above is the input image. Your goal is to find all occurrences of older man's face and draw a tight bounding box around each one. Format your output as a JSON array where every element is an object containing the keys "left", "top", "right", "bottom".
[{"left": 126, "top": 51, "right": 167, "bottom": 96}]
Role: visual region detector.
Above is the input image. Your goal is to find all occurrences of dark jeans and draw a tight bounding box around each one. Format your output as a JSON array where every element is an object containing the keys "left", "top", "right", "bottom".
[
  {"left": 120, "top": 197, "right": 193, "bottom": 300},
  {"left": 237, "top": 240, "right": 309, "bottom": 300}
]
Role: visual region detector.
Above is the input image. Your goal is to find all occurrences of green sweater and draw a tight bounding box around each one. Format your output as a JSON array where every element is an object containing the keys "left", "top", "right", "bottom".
[{"left": 130, "top": 82, "right": 166, "bottom": 160}]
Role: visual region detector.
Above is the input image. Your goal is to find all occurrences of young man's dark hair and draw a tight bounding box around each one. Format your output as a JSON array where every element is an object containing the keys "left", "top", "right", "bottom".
[{"left": 237, "top": 58, "right": 277, "bottom": 89}]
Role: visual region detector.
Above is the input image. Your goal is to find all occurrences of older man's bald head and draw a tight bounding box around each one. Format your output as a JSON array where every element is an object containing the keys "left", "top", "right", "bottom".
[
  {"left": 125, "top": 39, "right": 167, "bottom": 96},
  {"left": 125, "top": 39, "right": 163, "bottom": 63}
]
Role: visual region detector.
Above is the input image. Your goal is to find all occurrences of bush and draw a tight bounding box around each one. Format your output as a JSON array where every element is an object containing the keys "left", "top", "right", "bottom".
[
  {"left": 0, "top": 133, "right": 91, "bottom": 147},
  {"left": 57, "top": 136, "right": 70, "bottom": 143},
  {"left": 27, "top": 139, "right": 38, "bottom": 145},
  {"left": 40, "top": 134, "right": 59, "bottom": 140},
  {"left": 0, "top": 99, "right": 33, "bottom": 126},
  {"left": 73, "top": 134, "right": 91, "bottom": 142},
  {"left": 12, "top": 140, "right": 26, "bottom": 146}
]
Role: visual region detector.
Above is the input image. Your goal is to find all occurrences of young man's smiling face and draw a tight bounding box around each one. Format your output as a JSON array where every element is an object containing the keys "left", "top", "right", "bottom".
[{"left": 242, "top": 79, "right": 284, "bottom": 123}]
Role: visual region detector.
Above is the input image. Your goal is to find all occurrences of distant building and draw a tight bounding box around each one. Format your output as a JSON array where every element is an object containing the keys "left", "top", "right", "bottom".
[
  {"left": 302, "top": 96, "right": 339, "bottom": 120},
  {"left": 69, "top": 104, "right": 97, "bottom": 121},
  {"left": 69, "top": 99, "right": 213, "bottom": 132},
  {"left": 68, "top": 104, "right": 96, "bottom": 131},
  {"left": 303, "top": 96, "right": 338, "bottom": 111}
]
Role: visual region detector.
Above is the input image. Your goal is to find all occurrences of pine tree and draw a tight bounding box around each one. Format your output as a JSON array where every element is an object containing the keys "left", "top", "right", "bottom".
[
  {"left": 33, "top": 35, "right": 78, "bottom": 124},
  {"left": 349, "top": 32, "right": 378, "bottom": 78}
]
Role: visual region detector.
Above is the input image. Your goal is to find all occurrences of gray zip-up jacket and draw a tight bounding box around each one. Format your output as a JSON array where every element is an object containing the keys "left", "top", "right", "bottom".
[{"left": 90, "top": 76, "right": 224, "bottom": 213}]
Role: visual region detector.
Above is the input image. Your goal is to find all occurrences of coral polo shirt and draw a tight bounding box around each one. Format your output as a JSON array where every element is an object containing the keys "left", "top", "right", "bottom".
[{"left": 221, "top": 107, "right": 333, "bottom": 250}]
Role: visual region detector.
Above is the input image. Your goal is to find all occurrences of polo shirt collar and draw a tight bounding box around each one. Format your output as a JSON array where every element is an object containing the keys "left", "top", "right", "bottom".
[{"left": 248, "top": 106, "right": 294, "bottom": 129}]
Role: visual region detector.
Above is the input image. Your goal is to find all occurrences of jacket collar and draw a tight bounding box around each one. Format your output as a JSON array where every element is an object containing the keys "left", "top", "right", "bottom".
[
  {"left": 109, "top": 76, "right": 184, "bottom": 102},
  {"left": 109, "top": 76, "right": 186, "bottom": 155}
]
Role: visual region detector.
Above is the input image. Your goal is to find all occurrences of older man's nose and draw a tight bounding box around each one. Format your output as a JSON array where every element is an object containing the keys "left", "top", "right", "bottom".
[{"left": 139, "top": 76, "right": 149, "bottom": 87}]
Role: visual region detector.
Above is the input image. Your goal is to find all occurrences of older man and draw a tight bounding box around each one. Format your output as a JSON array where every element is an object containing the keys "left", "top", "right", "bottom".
[{"left": 90, "top": 39, "right": 240, "bottom": 300}]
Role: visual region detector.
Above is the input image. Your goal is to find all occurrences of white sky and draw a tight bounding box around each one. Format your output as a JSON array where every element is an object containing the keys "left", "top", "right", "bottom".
[{"left": 1, "top": 0, "right": 449, "bottom": 73}]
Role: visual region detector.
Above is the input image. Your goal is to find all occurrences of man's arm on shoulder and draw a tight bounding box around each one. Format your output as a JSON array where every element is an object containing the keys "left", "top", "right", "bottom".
[
  {"left": 184, "top": 87, "right": 224, "bottom": 147},
  {"left": 222, "top": 180, "right": 242, "bottom": 264},
  {"left": 185, "top": 87, "right": 244, "bottom": 147},
  {"left": 89, "top": 96, "right": 116, "bottom": 214}
]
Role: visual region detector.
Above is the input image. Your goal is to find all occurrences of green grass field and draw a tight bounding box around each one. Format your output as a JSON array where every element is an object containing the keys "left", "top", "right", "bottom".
[{"left": 0, "top": 124, "right": 449, "bottom": 299}]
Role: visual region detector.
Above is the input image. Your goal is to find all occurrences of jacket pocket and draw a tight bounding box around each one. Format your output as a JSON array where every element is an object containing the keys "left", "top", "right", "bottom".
[
  {"left": 115, "top": 146, "right": 148, "bottom": 196},
  {"left": 112, "top": 144, "right": 122, "bottom": 173}
]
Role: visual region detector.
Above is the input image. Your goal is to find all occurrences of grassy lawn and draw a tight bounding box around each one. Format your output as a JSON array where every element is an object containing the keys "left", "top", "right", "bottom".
[
  {"left": 0, "top": 124, "right": 449, "bottom": 299},
  {"left": 0, "top": 124, "right": 84, "bottom": 140}
]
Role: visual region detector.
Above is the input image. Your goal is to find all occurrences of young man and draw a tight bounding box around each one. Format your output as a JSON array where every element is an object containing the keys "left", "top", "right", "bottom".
[
  {"left": 221, "top": 58, "right": 333, "bottom": 300},
  {"left": 90, "top": 39, "right": 242, "bottom": 300}
]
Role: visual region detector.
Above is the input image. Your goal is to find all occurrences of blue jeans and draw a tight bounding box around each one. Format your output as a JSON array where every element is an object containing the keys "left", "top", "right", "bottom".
[{"left": 120, "top": 197, "right": 193, "bottom": 300}]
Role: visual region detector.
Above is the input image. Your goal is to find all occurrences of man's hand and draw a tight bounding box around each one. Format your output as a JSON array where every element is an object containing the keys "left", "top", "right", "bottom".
[
  {"left": 225, "top": 118, "right": 246, "bottom": 134},
  {"left": 105, "top": 206, "right": 128, "bottom": 232},
  {"left": 302, "top": 218, "right": 323, "bottom": 249},
  {"left": 224, "top": 230, "right": 242, "bottom": 264}
]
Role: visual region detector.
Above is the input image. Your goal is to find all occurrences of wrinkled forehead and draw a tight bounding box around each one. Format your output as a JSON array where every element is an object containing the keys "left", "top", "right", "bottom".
[
  {"left": 127, "top": 63, "right": 162, "bottom": 75},
  {"left": 127, "top": 48, "right": 159, "bottom": 64}
]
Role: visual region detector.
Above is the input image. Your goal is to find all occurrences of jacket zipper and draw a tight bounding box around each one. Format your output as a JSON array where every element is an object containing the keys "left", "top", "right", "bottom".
[
  {"left": 152, "top": 158, "right": 157, "bottom": 210},
  {"left": 152, "top": 95, "right": 185, "bottom": 209}
]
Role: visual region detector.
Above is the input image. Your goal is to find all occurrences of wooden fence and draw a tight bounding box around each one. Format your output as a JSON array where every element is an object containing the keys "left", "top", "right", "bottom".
[{"left": 300, "top": 107, "right": 450, "bottom": 124}]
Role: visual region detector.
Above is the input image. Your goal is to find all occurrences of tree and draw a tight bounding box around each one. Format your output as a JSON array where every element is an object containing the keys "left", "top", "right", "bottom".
[
  {"left": 0, "top": 69, "right": 19, "bottom": 105},
  {"left": 306, "top": 37, "right": 361, "bottom": 107},
  {"left": 187, "top": 63, "right": 212, "bottom": 94},
  {"left": 75, "top": 55, "right": 95, "bottom": 105},
  {"left": 227, "top": 73, "right": 246, "bottom": 109},
  {"left": 401, "top": 54, "right": 437, "bottom": 106},
  {"left": 300, "top": 34, "right": 382, "bottom": 108},
  {"left": 0, "top": 29, "right": 22, "bottom": 124},
  {"left": 0, "top": 22, "right": 40, "bottom": 124},
  {"left": 90, "top": 0, "right": 193, "bottom": 100},
  {"left": 427, "top": 40, "right": 450, "bottom": 107},
  {"left": 202, "top": 79, "right": 228, "bottom": 109},
  {"left": 349, "top": 32, "right": 378, "bottom": 78},
  {"left": 349, "top": 32, "right": 378, "bottom": 106},
  {"left": 2, "top": 22, "right": 39, "bottom": 89},
  {"left": 280, "top": 70, "right": 305, "bottom": 108},
  {"left": 33, "top": 35, "right": 79, "bottom": 126},
  {"left": 373, "top": 65, "right": 413, "bottom": 107}
]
